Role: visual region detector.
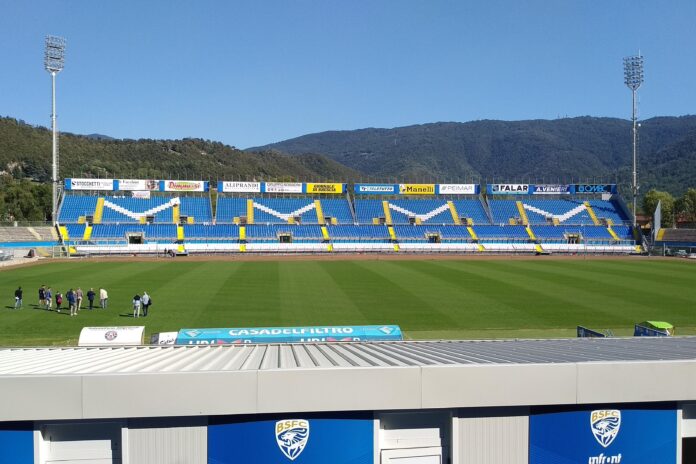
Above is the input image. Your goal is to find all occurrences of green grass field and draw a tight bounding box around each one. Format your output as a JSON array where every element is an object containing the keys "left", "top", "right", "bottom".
[{"left": 0, "top": 257, "right": 695, "bottom": 346}]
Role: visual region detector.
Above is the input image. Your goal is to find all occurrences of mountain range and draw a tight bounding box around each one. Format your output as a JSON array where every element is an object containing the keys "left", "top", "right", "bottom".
[
  {"left": 250, "top": 116, "right": 696, "bottom": 195},
  {"left": 2, "top": 115, "right": 696, "bottom": 196}
]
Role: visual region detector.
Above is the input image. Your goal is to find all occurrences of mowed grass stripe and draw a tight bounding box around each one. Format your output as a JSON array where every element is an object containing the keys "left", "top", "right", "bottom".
[{"left": 0, "top": 258, "right": 694, "bottom": 345}]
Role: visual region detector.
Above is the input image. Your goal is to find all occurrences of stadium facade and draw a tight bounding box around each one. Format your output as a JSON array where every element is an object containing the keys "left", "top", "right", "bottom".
[
  {"left": 1, "top": 337, "right": 695, "bottom": 463},
  {"left": 53, "top": 179, "right": 642, "bottom": 256}
]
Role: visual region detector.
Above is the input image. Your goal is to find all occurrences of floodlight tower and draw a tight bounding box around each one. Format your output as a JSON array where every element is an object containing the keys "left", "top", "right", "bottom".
[
  {"left": 44, "top": 35, "right": 66, "bottom": 226},
  {"left": 623, "top": 54, "right": 644, "bottom": 229}
]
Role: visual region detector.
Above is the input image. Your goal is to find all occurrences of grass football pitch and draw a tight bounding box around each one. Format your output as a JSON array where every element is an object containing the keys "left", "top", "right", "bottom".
[{"left": 0, "top": 257, "right": 695, "bottom": 346}]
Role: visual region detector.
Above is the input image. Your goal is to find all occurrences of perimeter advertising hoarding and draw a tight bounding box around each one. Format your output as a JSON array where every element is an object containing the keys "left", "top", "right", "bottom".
[
  {"left": 162, "top": 180, "right": 207, "bottom": 192},
  {"left": 218, "top": 181, "right": 262, "bottom": 193},
  {"left": 116, "top": 179, "right": 160, "bottom": 191},
  {"left": 529, "top": 404, "right": 676, "bottom": 464},
  {"left": 399, "top": 183, "right": 435, "bottom": 195},
  {"left": 532, "top": 184, "right": 573, "bottom": 195},
  {"left": 575, "top": 184, "right": 618, "bottom": 194},
  {"left": 264, "top": 182, "right": 304, "bottom": 194},
  {"left": 305, "top": 183, "right": 345, "bottom": 194},
  {"left": 354, "top": 184, "right": 399, "bottom": 194},
  {"left": 78, "top": 326, "right": 145, "bottom": 346},
  {"left": 634, "top": 325, "right": 669, "bottom": 337},
  {"left": 175, "top": 325, "right": 403, "bottom": 345},
  {"left": 209, "top": 413, "right": 373, "bottom": 464},
  {"left": 64, "top": 178, "right": 115, "bottom": 191},
  {"left": 437, "top": 184, "right": 479, "bottom": 195},
  {"left": 487, "top": 184, "right": 530, "bottom": 194}
]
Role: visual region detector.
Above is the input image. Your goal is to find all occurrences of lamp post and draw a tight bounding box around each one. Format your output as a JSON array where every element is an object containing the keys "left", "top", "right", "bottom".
[
  {"left": 623, "top": 54, "right": 644, "bottom": 229},
  {"left": 44, "top": 35, "right": 66, "bottom": 226}
]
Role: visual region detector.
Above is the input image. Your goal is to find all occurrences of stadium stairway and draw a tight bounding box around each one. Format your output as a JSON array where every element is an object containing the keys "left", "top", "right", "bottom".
[
  {"left": 320, "top": 226, "right": 333, "bottom": 251},
  {"left": 239, "top": 225, "right": 246, "bottom": 252},
  {"left": 177, "top": 225, "right": 185, "bottom": 241},
  {"left": 83, "top": 225, "right": 93, "bottom": 241},
  {"left": 584, "top": 202, "right": 601, "bottom": 225},
  {"left": 93, "top": 198, "right": 105, "bottom": 224},
  {"left": 58, "top": 225, "right": 69, "bottom": 242},
  {"left": 247, "top": 199, "right": 254, "bottom": 224},
  {"left": 516, "top": 201, "right": 529, "bottom": 225},
  {"left": 526, "top": 226, "right": 537, "bottom": 241},
  {"left": 656, "top": 229, "right": 665, "bottom": 241},
  {"left": 382, "top": 201, "right": 394, "bottom": 225},
  {"left": 314, "top": 200, "right": 325, "bottom": 224},
  {"left": 607, "top": 226, "right": 620, "bottom": 241},
  {"left": 173, "top": 204, "right": 181, "bottom": 224},
  {"left": 447, "top": 201, "right": 460, "bottom": 224},
  {"left": 387, "top": 226, "right": 399, "bottom": 251}
]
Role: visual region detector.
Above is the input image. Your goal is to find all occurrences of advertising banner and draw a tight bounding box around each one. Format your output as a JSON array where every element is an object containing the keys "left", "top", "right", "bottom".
[
  {"left": 163, "top": 180, "right": 207, "bottom": 192},
  {"left": 487, "top": 184, "right": 530, "bottom": 194},
  {"left": 149, "top": 331, "right": 178, "bottom": 345},
  {"left": 574, "top": 184, "right": 618, "bottom": 194},
  {"left": 305, "top": 183, "right": 345, "bottom": 194},
  {"left": 399, "top": 183, "right": 435, "bottom": 195},
  {"left": 218, "top": 181, "right": 262, "bottom": 193},
  {"left": 131, "top": 191, "right": 151, "bottom": 199},
  {"left": 354, "top": 184, "right": 398, "bottom": 195},
  {"left": 78, "top": 326, "right": 145, "bottom": 346},
  {"left": 65, "top": 178, "right": 114, "bottom": 191},
  {"left": 633, "top": 324, "right": 669, "bottom": 337},
  {"left": 175, "top": 325, "right": 403, "bottom": 345},
  {"left": 117, "top": 179, "right": 160, "bottom": 191},
  {"left": 264, "top": 182, "right": 303, "bottom": 194},
  {"left": 209, "top": 413, "right": 374, "bottom": 464},
  {"left": 532, "top": 184, "right": 573, "bottom": 195},
  {"left": 529, "top": 405, "right": 676, "bottom": 464},
  {"left": 576, "top": 326, "right": 606, "bottom": 338},
  {"left": 437, "top": 184, "right": 479, "bottom": 195}
]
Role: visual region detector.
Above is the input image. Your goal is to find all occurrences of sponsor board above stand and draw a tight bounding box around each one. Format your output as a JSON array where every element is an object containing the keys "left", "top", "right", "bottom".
[
  {"left": 263, "top": 182, "right": 304, "bottom": 194},
  {"left": 64, "top": 178, "right": 115, "bottom": 191},
  {"left": 149, "top": 331, "right": 178, "bottom": 345},
  {"left": 218, "top": 181, "right": 262, "bottom": 193},
  {"left": 78, "top": 326, "right": 145, "bottom": 346},
  {"left": 175, "top": 324, "right": 403, "bottom": 345},
  {"left": 399, "top": 183, "right": 435, "bottom": 195},
  {"left": 436, "top": 184, "right": 479, "bottom": 195},
  {"left": 529, "top": 404, "right": 676, "bottom": 464},
  {"left": 116, "top": 179, "right": 160, "bottom": 191},
  {"left": 531, "top": 184, "right": 573, "bottom": 195},
  {"left": 162, "top": 180, "right": 208, "bottom": 192},
  {"left": 305, "top": 183, "right": 345, "bottom": 194},
  {"left": 574, "top": 184, "right": 618, "bottom": 194},
  {"left": 487, "top": 183, "right": 530, "bottom": 194},
  {"left": 354, "top": 184, "right": 399, "bottom": 194}
]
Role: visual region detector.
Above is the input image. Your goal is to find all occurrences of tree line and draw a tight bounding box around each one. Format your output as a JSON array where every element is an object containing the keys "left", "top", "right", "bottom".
[{"left": 642, "top": 189, "right": 696, "bottom": 228}]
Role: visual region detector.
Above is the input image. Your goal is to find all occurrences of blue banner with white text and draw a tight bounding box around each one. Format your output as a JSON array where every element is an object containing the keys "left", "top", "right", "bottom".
[{"left": 176, "top": 325, "right": 403, "bottom": 345}]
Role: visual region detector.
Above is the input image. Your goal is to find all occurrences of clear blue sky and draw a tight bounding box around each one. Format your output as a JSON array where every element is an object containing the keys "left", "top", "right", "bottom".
[{"left": 1, "top": 0, "right": 694, "bottom": 148}]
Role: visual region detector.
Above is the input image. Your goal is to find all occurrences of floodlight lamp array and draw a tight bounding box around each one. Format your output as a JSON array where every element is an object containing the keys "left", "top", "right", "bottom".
[
  {"left": 623, "top": 55, "right": 644, "bottom": 91},
  {"left": 44, "top": 35, "right": 66, "bottom": 73}
]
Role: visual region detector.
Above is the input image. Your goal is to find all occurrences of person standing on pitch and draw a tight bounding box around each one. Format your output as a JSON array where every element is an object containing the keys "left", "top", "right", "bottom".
[
  {"left": 87, "top": 288, "right": 95, "bottom": 310},
  {"left": 38, "top": 285, "right": 45, "bottom": 307},
  {"left": 100, "top": 288, "right": 108, "bottom": 309},
  {"left": 67, "top": 289, "right": 77, "bottom": 317},
  {"left": 45, "top": 287, "right": 53, "bottom": 310},
  {"left": 141, "top": 291, "right": 150, "bottom": 317},
  {"left": 76, "top": 287, "right": 83, "bottom": 312},
  {"left": 132, "top": 293, "right": 142, "bottom": 318},
  {"left": 14, "top": 287, "right": 22, "bottom": 309}
]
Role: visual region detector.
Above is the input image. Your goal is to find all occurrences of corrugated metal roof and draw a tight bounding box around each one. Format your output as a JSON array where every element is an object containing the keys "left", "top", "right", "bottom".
[{"left": 1, "top": 336, "right": 696, "bottom": 376}]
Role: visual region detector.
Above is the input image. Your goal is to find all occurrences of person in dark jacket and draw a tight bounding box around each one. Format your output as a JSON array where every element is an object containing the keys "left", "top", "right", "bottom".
[
  {"left": 14, "top": 287, "right": 22, "bottom": 309},
  {"left": 86, "top": 288, "right": 96, "bottom": 310},
  {"left": 67, "top": 289, "right": 77, "bottom": 317}
]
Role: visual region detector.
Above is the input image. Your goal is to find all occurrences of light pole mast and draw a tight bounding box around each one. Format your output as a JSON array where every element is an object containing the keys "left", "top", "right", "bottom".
[
  {"left": 44, "top": 35, "right": 66, "bottom": 226},
  {"left": 623, "top": 54, "right": 644, "bottom": 229}
]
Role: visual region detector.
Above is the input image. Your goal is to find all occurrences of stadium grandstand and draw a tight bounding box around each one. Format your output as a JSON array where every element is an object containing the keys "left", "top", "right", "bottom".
[{"left": 51, "top": 179, "right": 642, "bottom": 255}]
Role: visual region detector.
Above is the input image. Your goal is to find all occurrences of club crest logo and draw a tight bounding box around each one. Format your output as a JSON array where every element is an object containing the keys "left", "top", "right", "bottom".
[
  {"left": 275, "top": 419, "right": 310, "bottom": 460},
  {"left": 590, "top": 409, "right": 621, "bottom": 448}
]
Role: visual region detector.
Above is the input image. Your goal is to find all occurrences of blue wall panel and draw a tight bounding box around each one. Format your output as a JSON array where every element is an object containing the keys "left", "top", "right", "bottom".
[
  {"left": 209, "top": 413, "right": 373, "bottom": 464},
  {"left": 530, "top": 404, "right": 676, "bottom": 464},
  {"left": 0, "top": 422, "right": 33, "bottom": 464}
]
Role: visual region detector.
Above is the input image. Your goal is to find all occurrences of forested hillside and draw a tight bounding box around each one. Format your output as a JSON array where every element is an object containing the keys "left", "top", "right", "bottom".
[{"left": 251, "top": 116, "right": 696, "bottom": 195}]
